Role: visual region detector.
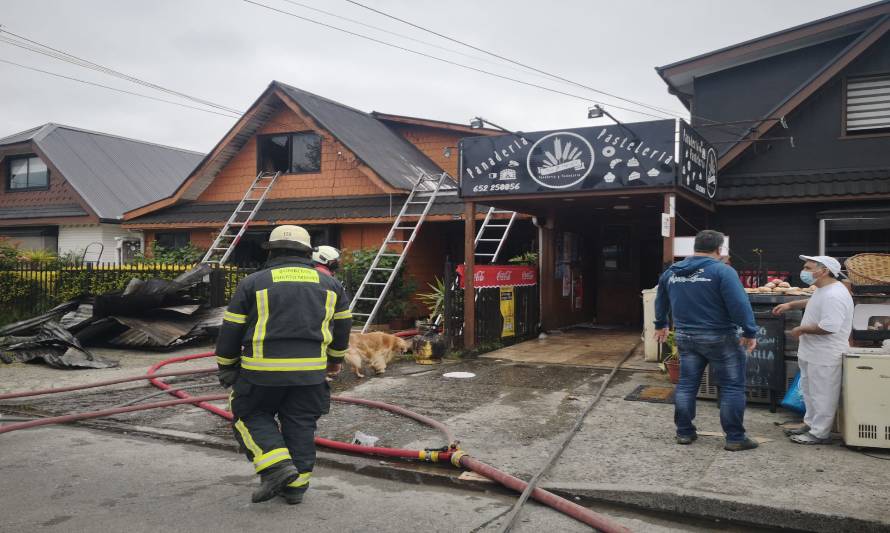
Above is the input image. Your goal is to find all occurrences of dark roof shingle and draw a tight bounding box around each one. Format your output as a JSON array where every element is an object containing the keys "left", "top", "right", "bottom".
[
  {"left": 717, "top": 167, "right": 890, "bottom": 201},
  {"left": 128, "top": 194, "right": 476, "bottom": 225}
]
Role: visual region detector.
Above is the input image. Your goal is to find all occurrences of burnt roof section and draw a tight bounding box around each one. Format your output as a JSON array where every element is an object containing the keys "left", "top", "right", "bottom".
[
  {"left": 127, "top": 194, "right": 480, "bottom": 225},
  {"left": 717, "top": 167, "right": 890, "bottom": 202},
  {"left": 276, "top": 83, "right": 452, "bottom": 191},
  {"left": 0, "top": 123, "right": 203, "bottom": 220}
]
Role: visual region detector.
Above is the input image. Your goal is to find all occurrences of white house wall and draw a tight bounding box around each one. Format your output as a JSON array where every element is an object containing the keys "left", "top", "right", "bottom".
[{"left": 58, "top": 224, "right": 143, "bottom": 264}]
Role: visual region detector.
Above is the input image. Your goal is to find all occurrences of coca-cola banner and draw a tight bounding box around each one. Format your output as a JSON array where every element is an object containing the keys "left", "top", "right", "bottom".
[{"left": 456, "top": 264, "right": 538, "bottom": 288}]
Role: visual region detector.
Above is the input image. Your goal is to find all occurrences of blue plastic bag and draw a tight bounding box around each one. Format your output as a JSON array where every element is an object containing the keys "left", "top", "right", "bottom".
[{"left": 781, "top": 370, "right": 807, "bottom": 414}]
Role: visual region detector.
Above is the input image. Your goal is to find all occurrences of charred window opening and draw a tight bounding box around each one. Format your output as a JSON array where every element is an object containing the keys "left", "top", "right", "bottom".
[{"left": 258, "top": 133, "right": 321, "bottom": 174}]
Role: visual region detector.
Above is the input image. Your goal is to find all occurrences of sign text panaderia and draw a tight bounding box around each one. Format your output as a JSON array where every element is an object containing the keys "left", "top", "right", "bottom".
[{"left": 459, "top": 120, "right": 677, "bottom": 197}]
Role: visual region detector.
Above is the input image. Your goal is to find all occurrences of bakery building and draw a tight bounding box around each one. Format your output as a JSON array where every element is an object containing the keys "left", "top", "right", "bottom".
[{"left": 457, "top": 1, "right": 890, "bottom": 350}]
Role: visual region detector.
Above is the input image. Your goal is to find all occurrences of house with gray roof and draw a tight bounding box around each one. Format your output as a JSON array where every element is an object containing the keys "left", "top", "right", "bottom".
[{"left": 0, "top": 123, "right": 202, "bottom": 263}]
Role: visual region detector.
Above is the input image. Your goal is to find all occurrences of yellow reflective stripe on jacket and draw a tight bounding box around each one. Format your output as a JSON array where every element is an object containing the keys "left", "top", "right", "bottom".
[
  {"left": 320, "top": 290, "right": 336, "bottom": 357},
  {"left": 332, "top": 310, "right": 352, "bottom": 320},
  {"left": 271, "top": 267, "right": 320, "bottom": 283},
  {"left": 223, "top": 311, "right": 247, "bottom": 324},
  {"left": 241, "top": 355, "right": 327, "bottom": 372},
  {"left": 234, "top": 420, "right": 262, "bottom": 459},
  {"left": 252, "top": 289, "right": 269, "bottom": 358},
  {"left": 327, "top": 347, "right": 348, "bottom": 357},
  {"left": 287, "top": 472, "right": 312, "bottom": 488},
  {"left": 253, "top": 447, "right": 291, "bottom": 473},
  {"left": 216, "top": 355, "right": 239, "bottom": 366}
]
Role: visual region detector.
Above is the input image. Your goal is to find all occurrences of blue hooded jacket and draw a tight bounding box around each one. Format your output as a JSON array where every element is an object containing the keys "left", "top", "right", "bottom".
[{"left": 654, "top": 256, "right": 757, "bottom": 338}]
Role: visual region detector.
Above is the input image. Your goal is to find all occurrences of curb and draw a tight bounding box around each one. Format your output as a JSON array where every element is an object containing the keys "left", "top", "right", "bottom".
[{"left": 6, "top": 415, "right": 887, "bottom": 533}]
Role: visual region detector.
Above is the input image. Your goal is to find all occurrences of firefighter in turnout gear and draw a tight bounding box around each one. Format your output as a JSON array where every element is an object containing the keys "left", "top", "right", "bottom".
[{"left": 215, "top": 225, "right": 352, "bottom": 504}]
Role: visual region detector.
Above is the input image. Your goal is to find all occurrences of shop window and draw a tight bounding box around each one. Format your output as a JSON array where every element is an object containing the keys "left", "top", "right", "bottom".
[
  {"left": 155, "top": 231, "right": 190, "bottom": 249},
  {"left": 845, "top": 74, "right": 890, "bottom": 135},
  {"left": 7, "top": 155, "right": 49, "bottom": 190},
  {"left": 822, "top": 217, "right": 890, "bottom": 264},
  {"left": 258, "top": 132, "right": 321, "bottom": 174}
]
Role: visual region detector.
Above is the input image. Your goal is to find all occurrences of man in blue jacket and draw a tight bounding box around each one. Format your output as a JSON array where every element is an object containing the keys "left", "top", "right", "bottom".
[{"left": 654, "top": 230, "right": 759, "bottom": 451}]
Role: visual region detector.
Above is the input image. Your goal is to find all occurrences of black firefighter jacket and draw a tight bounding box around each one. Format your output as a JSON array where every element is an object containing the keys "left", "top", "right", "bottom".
[{"left": 215, "top": 256, "right": 352, "bottom": 386}]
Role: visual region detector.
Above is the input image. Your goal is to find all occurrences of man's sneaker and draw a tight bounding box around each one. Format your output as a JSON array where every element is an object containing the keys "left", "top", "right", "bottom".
[
  {"left": 790, "top": 432, "right": 832, "bottom": 445},
  {"left": 251, "top": 464, "right": 299, "bottom": 503},
  {"left": 724, "top": 438, "right": 759, "bottom": 452},
  {"left": 676, "top": 433, "right": 698, "bottom": 445},
  {"left": 783, "top": 424, "right": 810, "bottom": 436},
  {"left": 281, "top": 487, "right": 305, "bottom": 505}
]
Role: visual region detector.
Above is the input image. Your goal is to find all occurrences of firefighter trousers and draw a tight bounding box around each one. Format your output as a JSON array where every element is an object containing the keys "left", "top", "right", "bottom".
[{"left": 229, "top": 378, "right": 331, "bottom": 491}]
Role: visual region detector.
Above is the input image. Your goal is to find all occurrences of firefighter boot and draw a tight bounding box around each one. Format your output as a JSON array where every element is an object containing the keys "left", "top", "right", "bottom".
[
  {"left": 281, "top": 487, "right": 306, "bottom": 505},
  {"left": 251, "top": 464, "right": 299, "bottom": 503}
]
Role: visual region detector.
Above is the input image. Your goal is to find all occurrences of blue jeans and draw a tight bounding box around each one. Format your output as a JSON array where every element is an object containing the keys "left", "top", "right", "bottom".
[{"left": 674, "top": 331, "right": 748, "bottom": 443}]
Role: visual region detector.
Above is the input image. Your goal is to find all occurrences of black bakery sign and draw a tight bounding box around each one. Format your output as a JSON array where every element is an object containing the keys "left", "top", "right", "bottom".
[
  {"left": 678, "top": 121, "right": 718, "bottom": 199},
  {"left": 458, "top": 119, "right": 717, "bottom": 199}
]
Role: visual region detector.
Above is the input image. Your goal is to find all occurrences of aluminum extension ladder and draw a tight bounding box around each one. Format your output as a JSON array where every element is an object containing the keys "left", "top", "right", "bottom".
[
  {"left": 201, "top": 171, "right": 281, "bottom": 266},
  {"left": 349, "top": 170, "right": 452, "bottom": 333},
  {"left": 474, "top": 207, "right": 517, "bottom": 264}
]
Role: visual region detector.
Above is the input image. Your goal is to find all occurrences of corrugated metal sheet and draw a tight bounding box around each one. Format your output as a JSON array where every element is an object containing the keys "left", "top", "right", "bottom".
[
  {"left": 0, "top": 124, "right": 204, "bottom": 219},
  {"left": 276, "top": 83, "right": 453, "bottom": 191},
  {"left": 846, "top": 74, "right": 890, "bottom": 132},
  {"left": 130, "top": 194, "right": 476, "bottom": 225},
  {"left": 717, "top": 167, "right": 890, "bottom": 201},
  {"left": 0, "top": 204, "right": 88, "bottom": 219}
]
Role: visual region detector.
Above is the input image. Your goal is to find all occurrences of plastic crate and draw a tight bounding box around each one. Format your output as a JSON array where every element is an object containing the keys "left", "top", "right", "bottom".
[{"left": 697, "top": 358, "right": 799, "bottom": 404}]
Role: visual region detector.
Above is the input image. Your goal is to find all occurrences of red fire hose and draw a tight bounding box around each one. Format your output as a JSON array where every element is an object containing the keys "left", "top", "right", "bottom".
[{"left": 0, "top": 352, "right": 630, "bottom": 532}]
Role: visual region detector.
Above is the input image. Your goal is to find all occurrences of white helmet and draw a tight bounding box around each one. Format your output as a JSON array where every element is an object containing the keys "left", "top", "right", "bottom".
[
  {"left": 262, "top": 225, "right": 311, "bottom": 251},
  {"left": 312, "top": 245, "right": 340, "bottom": 265}
]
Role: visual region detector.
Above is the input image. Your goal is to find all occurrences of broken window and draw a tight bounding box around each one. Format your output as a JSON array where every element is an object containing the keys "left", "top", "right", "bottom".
[{"left": 258, "top": 132, "right": 322, "bottom": 174}]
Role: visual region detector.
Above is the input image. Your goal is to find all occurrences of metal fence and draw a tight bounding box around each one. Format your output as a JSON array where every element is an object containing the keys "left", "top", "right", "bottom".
[
  {"left": 0, "top": 261, "right": 256, "bottom": 326},
  {"left": 442, "top": 262, "right": 540, "bottom": 349}
]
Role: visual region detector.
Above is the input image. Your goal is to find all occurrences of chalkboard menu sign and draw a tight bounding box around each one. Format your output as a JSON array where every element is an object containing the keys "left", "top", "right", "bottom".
[{"left": 708, "top": 312, "right": 785, "bottom": 408}]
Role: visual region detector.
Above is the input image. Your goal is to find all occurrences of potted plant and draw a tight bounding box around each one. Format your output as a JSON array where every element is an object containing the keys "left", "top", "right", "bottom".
[
  {"left": 416, "top": 277, "right": 445, "bottom": 326},
  {"left": 661, "top": 330, "right": 680, "bottom": 384}
]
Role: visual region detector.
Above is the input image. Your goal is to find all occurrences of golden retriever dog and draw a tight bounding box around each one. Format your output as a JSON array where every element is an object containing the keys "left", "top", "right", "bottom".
[{"left": 344, "top": 332, "right": 410, "bottom": 378}]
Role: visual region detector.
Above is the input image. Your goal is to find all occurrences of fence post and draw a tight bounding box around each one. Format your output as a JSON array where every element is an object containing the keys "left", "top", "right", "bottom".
[{"left": 209, "top": 266, "right": 226, "bottom": 307}]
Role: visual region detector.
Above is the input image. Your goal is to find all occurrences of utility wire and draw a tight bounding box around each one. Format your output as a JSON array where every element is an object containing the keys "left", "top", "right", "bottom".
[
  {"left": 344, "top": 0, "right": 687, "bottom": 120},
  {"left": 0, "top": 29, "right": 241, "bottom": 115},
  {"left": 0, "top": 57, "right": 241, "bottom": 118},
  {"left": 242, "top": 0, "right": 673, "bottom": 120},
  {"left": 344, "top": 0, "right": 792, "bottom": 138},
  {"left": 279, "top": 0, "right": 565, "bottom": 86}
]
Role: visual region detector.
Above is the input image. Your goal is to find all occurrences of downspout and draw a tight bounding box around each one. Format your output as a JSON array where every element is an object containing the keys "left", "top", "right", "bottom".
[{"left": 532, "top": 216, "right": 544, "bottom": 334}]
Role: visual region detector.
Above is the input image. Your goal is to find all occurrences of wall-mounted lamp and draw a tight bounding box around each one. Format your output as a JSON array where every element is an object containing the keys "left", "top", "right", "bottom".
[
  {"left": 468, "top": 116, "right": 522, "bottom": 136},
  {"left": 587, "top": 105, "right": 604, "bottom": 119},
  {"left": 443, "top": 146, "right": 457, "bottom": 158}
]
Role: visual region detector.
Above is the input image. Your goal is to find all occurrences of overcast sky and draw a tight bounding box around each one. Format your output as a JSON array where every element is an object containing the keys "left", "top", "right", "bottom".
[{"left": 0, "top": 0, "right": 875, "bottom": 153}]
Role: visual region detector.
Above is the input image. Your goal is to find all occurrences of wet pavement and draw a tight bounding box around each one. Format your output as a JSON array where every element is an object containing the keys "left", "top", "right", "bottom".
[
  {"left": 2, "top": 344, "right": 890, "bottom": 532},
  {"left": 0, "top": 426, "right": 765, "bottom": 533}
]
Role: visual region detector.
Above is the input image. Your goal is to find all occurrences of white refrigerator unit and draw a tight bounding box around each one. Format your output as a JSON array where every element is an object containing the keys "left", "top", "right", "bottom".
[{"left": 842, "top": 348, "right": 890, "bottom": 449}]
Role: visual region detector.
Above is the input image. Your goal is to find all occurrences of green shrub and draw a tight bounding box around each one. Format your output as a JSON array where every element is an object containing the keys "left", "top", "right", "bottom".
[
  {"left": 340, "top": 247, "right": 416, "bottom": 323},
  {"left": 136, "top": 241, "right": 206, "bottom": 264}
]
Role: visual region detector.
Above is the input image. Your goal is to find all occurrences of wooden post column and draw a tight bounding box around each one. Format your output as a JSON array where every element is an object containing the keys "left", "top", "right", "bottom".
[
  {"left": 463, "top": 201, "right": 476, "bottom": 349},
  {"left": 662, "top": 193, "right": 675, "bottom": 267}
]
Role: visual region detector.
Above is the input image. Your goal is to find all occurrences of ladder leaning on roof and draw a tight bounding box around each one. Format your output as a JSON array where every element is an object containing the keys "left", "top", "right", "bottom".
[
  {"left": 201, "top": 171, "right": 282, "bottom": 266},
  {"left": 474, "top": 207, "right": 518, "bottom": 264},
  {"left": 349, "top": 170, "right": 452, "bottom": 333}
]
